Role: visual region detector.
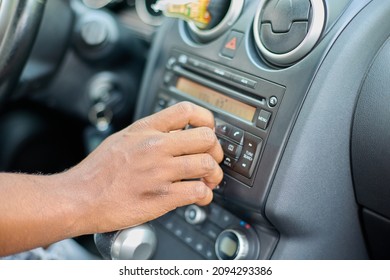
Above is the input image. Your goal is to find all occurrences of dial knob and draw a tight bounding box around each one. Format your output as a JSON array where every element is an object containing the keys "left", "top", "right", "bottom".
[
  {"left": 184, "top": 205, "right": 207, "bottom": 225},
  {"left": 110, "top": 224, "right": 157, "bottom": 260},
  {"left": 215, "top": 229, "right": 249, "bottom": 260}
]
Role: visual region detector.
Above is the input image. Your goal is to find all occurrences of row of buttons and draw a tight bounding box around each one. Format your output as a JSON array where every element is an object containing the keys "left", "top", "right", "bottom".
[
  {"left": 157, "top": 213, "right": 217, "bottom": 259},
  {"left": 175, "top": 204, "right": 241, "bottom": 235},
  {"left": 156, "top": 203, "right": 241, "bottom": 260},
  {"left": 154, "top": 97, "right": 263, "bottom": 178},
  {"left": 216, "top": 119, "right": 262, "bottom": 178},
  {"left": 177, "top": 54, "right": 257, "bottom": 90}
]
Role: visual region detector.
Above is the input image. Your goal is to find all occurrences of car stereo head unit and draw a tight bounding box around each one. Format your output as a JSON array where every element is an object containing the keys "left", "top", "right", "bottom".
[{"left": 153, "top": 50, "right": 285, "bottom": 187}]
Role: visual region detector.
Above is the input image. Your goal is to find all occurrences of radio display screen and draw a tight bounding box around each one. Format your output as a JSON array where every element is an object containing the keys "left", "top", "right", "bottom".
[{"left": 176, "top": 77, "right": 256, "bottom": 122}]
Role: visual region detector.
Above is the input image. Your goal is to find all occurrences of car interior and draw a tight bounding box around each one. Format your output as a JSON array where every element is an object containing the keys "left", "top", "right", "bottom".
[{"left": 1, "top": 0, "right": 390, "bottom": 260}]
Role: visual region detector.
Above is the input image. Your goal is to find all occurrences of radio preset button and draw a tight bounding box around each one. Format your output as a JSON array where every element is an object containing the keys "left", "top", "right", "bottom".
[
  {"left": 166, "top": 57, "right": 177, "bottom": 69},
  {"left": 205, "top": 247, "right": 217, "bottom": 260},
  {"left": 158, "top": 98, "right": 168, "bottom": 108},
  {"left": 163, "top": 72, "right": 174, "bottom": 85},
  {"left": 242, "top": 149, "right": 255, "bottom": 163},
  {"left": 154, "top": 96, "right": 170, "bottom": 112},
  {"left": 228, "top": 128, "right": 244, "bottom": 144},
  {"left": 242, "top": 140, "right": 259, "bottom": 160},
  {"left": 188, "top": 57, "right": 201, "bottom": 67},
  {"left": 246, "top": 80, "right": 257, "bottom": 89},
  {"left": 215, "top": 119, "right": 232, "bottom": 136},
  {"left": 205, "top": 65, "right": 218, "bottom": 74},
  {"left": 244, "top": 133, "right": 262, "bottom": 148},
  {"left": 223, "top": 71, "right": 233, "bottom": 79},
  {"left": 203, "top": 222, "right": 222, "bottom": 241},
  {"left": 178, "top": 54, "right": 188, "bottom": 64},
  {"left": 244, "top": 140, "right": 257, "bottom": 154},
  {"left": 209, "top": 203, "right": 240, "bottom": 229},
  {"left": 234, "top": 158, "right": 253, "bottom": 177},
  {"left": 220, "top": 139, "right": 242, "bottom": 159},
  {"left": 232, "top": 75, "right": 257, "bottom": 89},
  {"left": 233, "top": 134, "right": 263, "bottom": 178},
  {"left": 214, "top": 68, "right": 228, "bottom": 77},
  {"left": 198, "top": 62, "right": 209, "bottom": 71},
  {"left": 216, "top": 124, "right": 231, "bottom": 136},
  {"left": 222, "top": 155, "right": 237, "bottom": 168}
]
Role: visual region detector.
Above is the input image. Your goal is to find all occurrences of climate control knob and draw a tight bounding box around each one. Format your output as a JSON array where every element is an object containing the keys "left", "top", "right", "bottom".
[
  {"left": 184, "top": 205, "right": 207, "bottom": 225},
  {"left": 215, "top": 226, "right": 260, "bottom": 260},
  {"left": 110, "top": 224, "right": 157, "bottom": 260}
]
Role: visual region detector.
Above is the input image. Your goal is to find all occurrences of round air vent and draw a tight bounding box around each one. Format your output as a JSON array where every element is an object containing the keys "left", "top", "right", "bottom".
[
  {"left": 188, "top": 0, "right": 244, "bottom": 43},
  {"left": 253, "top": 0, "right": 325, "bottom": 66},
  {"left": 135, "top": 0, "right": 164, "bottom": 26}
]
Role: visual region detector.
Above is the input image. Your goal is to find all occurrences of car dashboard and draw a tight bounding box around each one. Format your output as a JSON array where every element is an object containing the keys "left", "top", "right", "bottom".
[{"left": 2, "top": 0, "right": 390, "bottom": 260}]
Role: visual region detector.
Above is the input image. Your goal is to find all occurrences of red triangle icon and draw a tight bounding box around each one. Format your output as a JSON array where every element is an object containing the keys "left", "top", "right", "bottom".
[{"left": 225, "top": 37, "right": 237, "bottom": 50}]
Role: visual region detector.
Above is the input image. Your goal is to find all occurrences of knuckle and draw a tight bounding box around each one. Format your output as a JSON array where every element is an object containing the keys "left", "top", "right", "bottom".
[
  {"left": 140, "top": 135, "right": 165, "bottom": 153},
  {"left": 201, "top": 154, "right": 216, "bottom": 173},
  {"left": 179, "top": 156, "right": 192, "bottom": 177},
  {"left": 199, "top": 127, "right": 217, "bottom": 148},
  {"left": 176, "top": 101, "right": 195, "bottom": 117},
  {"left": 193, "top": 183, "right": 209, "bottom": 199},
  {"left": 148, "top": 165, "right": 164, "bottom": 179},
  {"left": 216, "top": 146, "right": 224, "bottom": 163},
  {"left": 132, "top": 118, "right": 150, "bottom": 130},
  {"left": 215, "top": 167, "right": 224, "bottom": 184}
]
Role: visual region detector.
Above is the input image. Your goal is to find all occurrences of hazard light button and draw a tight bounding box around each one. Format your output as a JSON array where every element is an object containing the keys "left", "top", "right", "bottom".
[{"left": 220, "top": 31, "right": 244, "bottom": 59}]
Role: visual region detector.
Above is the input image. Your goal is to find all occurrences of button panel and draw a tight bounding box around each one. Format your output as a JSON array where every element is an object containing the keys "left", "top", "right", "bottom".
[
  {"left": 154, "top": 51, "right": 282, "bottom": 182},
  {"left": 156, "top": 202, "right": 244, "bottom": 260},
  {"left": 155, "top": 98, "right": 263, "bottom": 179},
  {"left": 215, "top": 118, "right": 263, "bottom": 178},
  {"left": 185, "top": 55, "right": 257, "bottom": 90}
]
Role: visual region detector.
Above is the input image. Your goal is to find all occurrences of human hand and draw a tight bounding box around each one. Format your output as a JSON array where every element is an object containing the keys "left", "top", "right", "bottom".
[{"left": 67, "top": 102, "right": 224, "bottom": 234}]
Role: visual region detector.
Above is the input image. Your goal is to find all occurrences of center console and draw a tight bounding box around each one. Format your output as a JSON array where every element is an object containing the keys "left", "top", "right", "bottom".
[{"left": 130, "top": 0, "right": 325, "bottom": 260}]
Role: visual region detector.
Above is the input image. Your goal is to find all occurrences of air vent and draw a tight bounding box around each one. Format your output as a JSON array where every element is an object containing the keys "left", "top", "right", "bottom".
[{"left": 253, "top": 0, "right": 325, "bottom": 66}]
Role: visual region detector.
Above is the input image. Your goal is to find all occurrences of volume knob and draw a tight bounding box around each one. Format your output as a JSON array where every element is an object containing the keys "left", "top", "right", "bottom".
[{"left": 215, "top": 229, "right": 249, "bottom": 260}]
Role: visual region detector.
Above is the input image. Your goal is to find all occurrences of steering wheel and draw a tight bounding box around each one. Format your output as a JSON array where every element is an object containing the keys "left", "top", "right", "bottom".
[{"left": 0, "top": 0, "right": 46, "bottom": 104}]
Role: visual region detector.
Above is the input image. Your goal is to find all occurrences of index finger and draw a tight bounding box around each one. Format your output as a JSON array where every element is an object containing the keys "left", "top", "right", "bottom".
[{"left": 134, "top": 102, "right": 215, "bottom": 132}]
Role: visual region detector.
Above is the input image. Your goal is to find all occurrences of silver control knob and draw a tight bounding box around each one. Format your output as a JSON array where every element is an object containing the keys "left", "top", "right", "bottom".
[
  {"left": 215, "top": 229, "right": 250, "bottom": 260},
  {"left": 184, "top": 205, "right": 207, "bottom": 225},
  {"left": 111, "top": 224, "right": 157, "bottom": 260}
]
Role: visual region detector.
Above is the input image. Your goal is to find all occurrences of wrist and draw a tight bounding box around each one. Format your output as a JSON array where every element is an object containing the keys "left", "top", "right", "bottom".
[{"left": 48, "top": 169, "right": 96, "bottom": 238}]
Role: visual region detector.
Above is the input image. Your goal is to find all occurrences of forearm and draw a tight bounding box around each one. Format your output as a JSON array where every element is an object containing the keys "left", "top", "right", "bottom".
[
  {"left": 0, "top": 172, "right": 88, "bottom": 256},
  {"left": 0, "top": 102, "right": 224, "bottom": 257}
]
